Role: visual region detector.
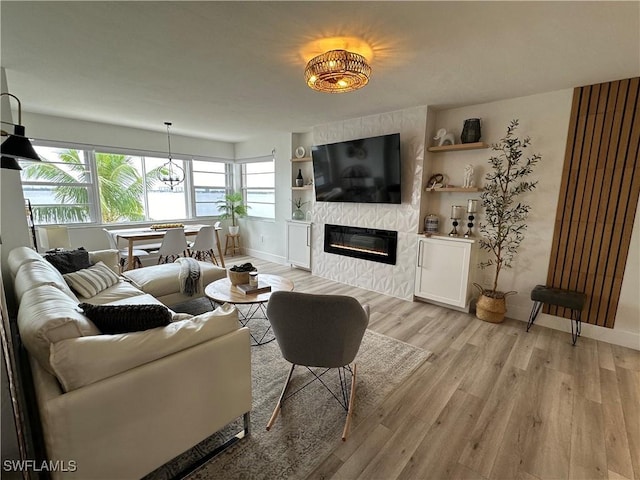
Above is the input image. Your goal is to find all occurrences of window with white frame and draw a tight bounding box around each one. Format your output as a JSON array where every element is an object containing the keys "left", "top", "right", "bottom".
[
  {"left": 241, "top": 160, "right": 275, "bottom": 219},
  {"left": 20, "top": 144, "right": 227, "bottom": 225},
  {"left": 192, "top": 160, "right": 229, "bottom": 217},
  {"left": 21, "top": 146, "right": 94, "bottom": 224}
]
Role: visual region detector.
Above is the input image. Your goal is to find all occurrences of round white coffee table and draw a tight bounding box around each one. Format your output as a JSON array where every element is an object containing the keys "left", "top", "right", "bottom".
[{"left": 204, "top": 274, "right": 294, "bottom": 345}]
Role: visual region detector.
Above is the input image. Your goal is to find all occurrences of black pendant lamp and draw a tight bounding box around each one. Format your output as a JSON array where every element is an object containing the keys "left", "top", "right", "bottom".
[
  {"left": 1, "top": 92, "right": 41, "bottom": 168},
  {"left": 158, "top": 122, "right": 184, "bottom": 190}
]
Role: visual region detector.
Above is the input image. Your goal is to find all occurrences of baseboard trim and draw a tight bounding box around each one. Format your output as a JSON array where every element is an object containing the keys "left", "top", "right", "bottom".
[
  {"left": 514, "top": 312, "right": 640, "bottom": 351},
  {"left": 241, "top": 248, "right": 286, "bottom": 266}
]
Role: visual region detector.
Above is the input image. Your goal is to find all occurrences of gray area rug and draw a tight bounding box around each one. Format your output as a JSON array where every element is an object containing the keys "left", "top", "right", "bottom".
[{"left": 146, "top": 298, "right": 431, "bottom": 480}]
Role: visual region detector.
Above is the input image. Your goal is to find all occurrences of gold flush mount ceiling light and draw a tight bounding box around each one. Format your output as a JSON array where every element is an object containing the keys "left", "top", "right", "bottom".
[{"left": 304, "top": 49, "right": 371, "bottom": 93}]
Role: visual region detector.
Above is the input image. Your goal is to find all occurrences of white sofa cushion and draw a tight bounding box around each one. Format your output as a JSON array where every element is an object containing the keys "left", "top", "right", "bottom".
[
  {"left": 18, "top": 285, "right": 100, "bottom": 374},
  {"left": 124, "top": 261, "right": 225, "bottom": 298},
  {"left": 7, "top": 246, "right": 44, "bottom": 275},
  {"left": 80, "top": 280, "right": 146, "bottom": 305},
  {"left": 88, "top": 249, "right": 120, "bottom": 275},
  {"left": 14, "top": 260, "right": 79, "bottom": 303},
  {"left": 63, "top": 261, "right": 120, "bottom": 298},
  {"left": 50, "top": 304, "right": 239, "bottom": 392}
]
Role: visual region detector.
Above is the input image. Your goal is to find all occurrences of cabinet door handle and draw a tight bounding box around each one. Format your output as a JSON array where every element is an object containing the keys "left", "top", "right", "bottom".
[
  {"left": 417, "top": 240, "right": 423, "bottom": 267},
  {"left": 306, "top": 226, "right": 310, "bottom": 246}
]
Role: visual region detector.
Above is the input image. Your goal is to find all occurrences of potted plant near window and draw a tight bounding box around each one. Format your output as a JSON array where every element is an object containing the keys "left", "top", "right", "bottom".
[
  {"left": 474, "top": 119, "right": 541, "bottom": 323},
  {"left": 216, "top": 192, "right": 249, "bottom": 235}
]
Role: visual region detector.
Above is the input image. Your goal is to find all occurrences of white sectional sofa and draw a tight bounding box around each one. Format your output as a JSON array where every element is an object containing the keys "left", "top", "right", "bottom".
[{"left": 8, "top": 247, "right": 252, "bottom": 479}]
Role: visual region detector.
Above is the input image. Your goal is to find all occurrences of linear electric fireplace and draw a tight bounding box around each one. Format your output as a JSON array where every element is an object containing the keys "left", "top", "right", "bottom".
[{"left": 324, "top": 224, "right": 398, "bottom": 265}]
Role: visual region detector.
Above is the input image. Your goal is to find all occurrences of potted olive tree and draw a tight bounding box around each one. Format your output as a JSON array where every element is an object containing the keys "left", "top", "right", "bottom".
[
  {"left": 474, "top": 119, "right": 541, "bottom": 323},
  {"left": 216, "top": 191, "right": 249, "bottom": 235}
]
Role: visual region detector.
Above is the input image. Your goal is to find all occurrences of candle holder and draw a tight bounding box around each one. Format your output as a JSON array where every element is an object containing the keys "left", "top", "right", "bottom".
[
  {"left": 465, "top": 199, "right": 478, "bottom": 238},
  {"left": 449, "top": 217, "right": 460, "bottom": 237},
  {"left": 449, "top": 205, "right": 464, "bottom": 237}
]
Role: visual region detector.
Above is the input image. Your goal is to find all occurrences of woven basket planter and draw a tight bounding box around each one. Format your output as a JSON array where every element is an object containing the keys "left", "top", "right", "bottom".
[
  {"left": 476, "top": 294, "right": 507, "bottom": 323},
  {"left": 228, "top": 270, "right": 250, "bottom": 286}
]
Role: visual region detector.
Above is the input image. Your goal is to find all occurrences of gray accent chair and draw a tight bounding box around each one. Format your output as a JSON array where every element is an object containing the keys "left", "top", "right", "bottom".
[{"left": 265, "top": 291, "right": 370, "bottom": 440}]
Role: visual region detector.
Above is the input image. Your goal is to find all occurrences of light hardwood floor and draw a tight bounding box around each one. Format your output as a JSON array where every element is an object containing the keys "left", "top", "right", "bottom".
[{"left": 227, "top": 254, "right": 640, "bottom": 480}]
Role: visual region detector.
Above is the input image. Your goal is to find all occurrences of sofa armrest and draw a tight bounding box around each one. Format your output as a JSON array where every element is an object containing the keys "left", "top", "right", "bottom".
[
  {"left": 38, "top": 328, "right": 251, "bottom": 480},
  {"left": 88, "top": 249, "right": 120, "bottom": 274}
]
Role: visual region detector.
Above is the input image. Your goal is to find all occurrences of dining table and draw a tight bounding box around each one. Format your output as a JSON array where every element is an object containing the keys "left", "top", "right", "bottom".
[{"left": 112, "top": 224, "right": 225, "bottom": 271}]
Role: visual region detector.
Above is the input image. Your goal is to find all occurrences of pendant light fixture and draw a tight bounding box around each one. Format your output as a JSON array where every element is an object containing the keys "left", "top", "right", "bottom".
[
  {"left": 1, "top": 92, "right": 41, "bottom": 168},
  {"left": 304, "top": 49, "right": 371, "bottom": 93},
  {"left": 158, "top": 121, "right": 184, "bottom": 190}
]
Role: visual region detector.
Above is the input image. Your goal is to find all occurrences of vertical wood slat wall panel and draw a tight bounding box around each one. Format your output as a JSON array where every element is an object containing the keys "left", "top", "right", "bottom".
[{"left": 544, "top": 78, "right": 640, "bottom": 328}]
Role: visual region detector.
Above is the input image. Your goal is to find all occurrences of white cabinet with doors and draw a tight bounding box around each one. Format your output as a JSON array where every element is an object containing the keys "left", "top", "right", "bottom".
[
  {"left": 286, "top": 220, "right": 312, "bottom": 270},
  {"left": 414, "top": 235, "right": 476, "bottom": 312}
]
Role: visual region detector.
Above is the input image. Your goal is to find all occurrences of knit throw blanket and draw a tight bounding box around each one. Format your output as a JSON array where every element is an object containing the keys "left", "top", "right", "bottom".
[{"left": 176, "top": 257, "right": 202, "bottom": 296}]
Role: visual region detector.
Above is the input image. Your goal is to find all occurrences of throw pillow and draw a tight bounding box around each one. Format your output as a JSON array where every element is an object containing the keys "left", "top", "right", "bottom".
[
  {"left": 63, "top": 261, "right": 120, "bottom": 298},
  {"left": 45, "top": 247, "right": 92, "bottom": 274},
  {"left": 78, "top": 303, "right": 172, "bottom": 334}
]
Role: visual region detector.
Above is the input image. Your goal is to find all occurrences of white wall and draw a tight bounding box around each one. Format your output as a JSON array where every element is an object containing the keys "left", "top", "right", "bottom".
[
  {"left": 234, "top": 132, "right": 292, "bottom": 264},
  {"left": 311, "top": 106, "right": 428, "bottom": 300},
  {"left": 23, "top": 112, "right": 234, "bottom": 160},
  {"left": 428, "top": 90, "right": 639, "bottom": 348}
]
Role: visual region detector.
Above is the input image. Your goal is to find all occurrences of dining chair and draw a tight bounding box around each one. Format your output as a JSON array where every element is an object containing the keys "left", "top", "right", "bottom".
[
  {"left": 157, "top": 228, "right": 190, "bottom": 264},
  {"left": 103, "top": 228, "right": 149, "bottom": 272},
  {"left": 265, "top": 291, "right": 370, "bottom": 440},
  {"left": 190, "top": 225, "right": 221, "bottom": 266}
]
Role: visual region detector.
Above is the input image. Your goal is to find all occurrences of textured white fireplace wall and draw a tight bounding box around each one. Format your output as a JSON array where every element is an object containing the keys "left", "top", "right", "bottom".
[{"left": 311, "top": 106, "right": 428, "bottom": 300}]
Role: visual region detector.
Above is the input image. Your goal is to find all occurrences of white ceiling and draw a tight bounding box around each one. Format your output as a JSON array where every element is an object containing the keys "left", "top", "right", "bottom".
[{"left": 2, "top": 1, "right": 639, "bottom": 143}]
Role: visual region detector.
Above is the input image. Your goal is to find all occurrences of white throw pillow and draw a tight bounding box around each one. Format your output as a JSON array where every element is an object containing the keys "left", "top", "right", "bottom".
[{"left": 63, "top": 261, "right": 120, "bottom": 298}]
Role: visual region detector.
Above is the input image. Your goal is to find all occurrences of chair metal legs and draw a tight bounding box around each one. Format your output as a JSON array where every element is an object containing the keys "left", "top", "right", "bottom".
[{"left": 265, "top": 363, "right": 357, "bottom": 440}]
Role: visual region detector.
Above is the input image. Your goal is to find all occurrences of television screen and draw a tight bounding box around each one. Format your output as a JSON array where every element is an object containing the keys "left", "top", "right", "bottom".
[{"left": 311, "top": 133, "right": 401, "bottom": 204}]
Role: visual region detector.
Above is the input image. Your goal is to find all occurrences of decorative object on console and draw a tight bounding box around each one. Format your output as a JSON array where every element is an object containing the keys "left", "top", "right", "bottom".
[
  {"left": 78, "top": 303, "right": 172, "bottom": 334},
  {"left": 426, "top": 173, "right": 444, "bottom": 190},
  {"left": 295, "top": 146, "right": 306, "bottom": 158},
  {"left": 464, "top": 199, "right": 478, "bottom": 238},
  {"left": 228, "top": 262, "right": 257, "bottom": 285},
  {"left": 292, "top": 197, "right": 308, "bottom": 220},
  {"left": 0, "top": 92, "right": 42, "bottom": 165},
  {"left": 461, "top": 118, "right": 482, "bottom": 144},
  {"left": 296, "top": 168, "right": 304, "bottom": 187},
  {"left": 424, "top": 214, "right": 439, "bottom": 235},
  {"left": 449, "top": 205, "right": 464, "bottom": 237},
  {"left": 433, "top": 128, "right": 455, "bottom": 147},
  {"left": 158, "top": 122, "right": 185, "bottom": 190},
  {"left": 304, "top": 49, "right": 371, "bottom": 93},
  {"left": 474, "top": 119, "right": 541, "bottom": 323},
  {"left": 462, "top": 164, "right": 475, "bottom": 188}
]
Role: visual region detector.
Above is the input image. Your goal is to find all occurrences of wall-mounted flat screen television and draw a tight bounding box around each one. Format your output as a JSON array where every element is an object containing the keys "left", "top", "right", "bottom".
[{"left": 311, "top": 133, "right": 401, "bottom": 204}]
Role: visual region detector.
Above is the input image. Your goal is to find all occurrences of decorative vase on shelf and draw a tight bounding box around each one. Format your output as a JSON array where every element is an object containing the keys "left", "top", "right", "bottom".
[
  {"left": 461, "top": 118, "right": 481, "bottom": 143},
  {"left": 292, "top": 209, "right": 305, "bottom": 220},
  {"left": 295, "top": 169, "right": 304, "bottom": 187}
]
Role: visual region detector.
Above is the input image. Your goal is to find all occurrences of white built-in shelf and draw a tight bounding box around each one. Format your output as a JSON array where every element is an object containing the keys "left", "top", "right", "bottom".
[
  {"left": 425, "top": 187, "right": 482, "bottom": 192},
  {"left": 290, "top": 156, "right": 312, "bottom": 162},
  {"left": 292, "top": 186, "right": 313, "bottom": 191},
  {"left": 427, "top": 142, "right": 489, "bottom": 153}
]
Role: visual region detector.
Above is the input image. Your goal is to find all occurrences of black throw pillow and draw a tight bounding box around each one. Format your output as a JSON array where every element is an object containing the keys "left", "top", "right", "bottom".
[
  {"left": 45, "top": 247, "right": 92, "bottom": 274},
  {"left": 78, "top": 303, "right": 172, "bottom": 334}
]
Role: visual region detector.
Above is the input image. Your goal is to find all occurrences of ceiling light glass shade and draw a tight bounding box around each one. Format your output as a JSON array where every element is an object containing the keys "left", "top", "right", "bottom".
[
  {"left": 304, "top": 49, "right": 371, "bottom": 93},
  {"left": 158, "top": 122, "right": 184, "bottom": 190},
  {"left": 1, "top": 156, "right": 22, "bottom": 170}
]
